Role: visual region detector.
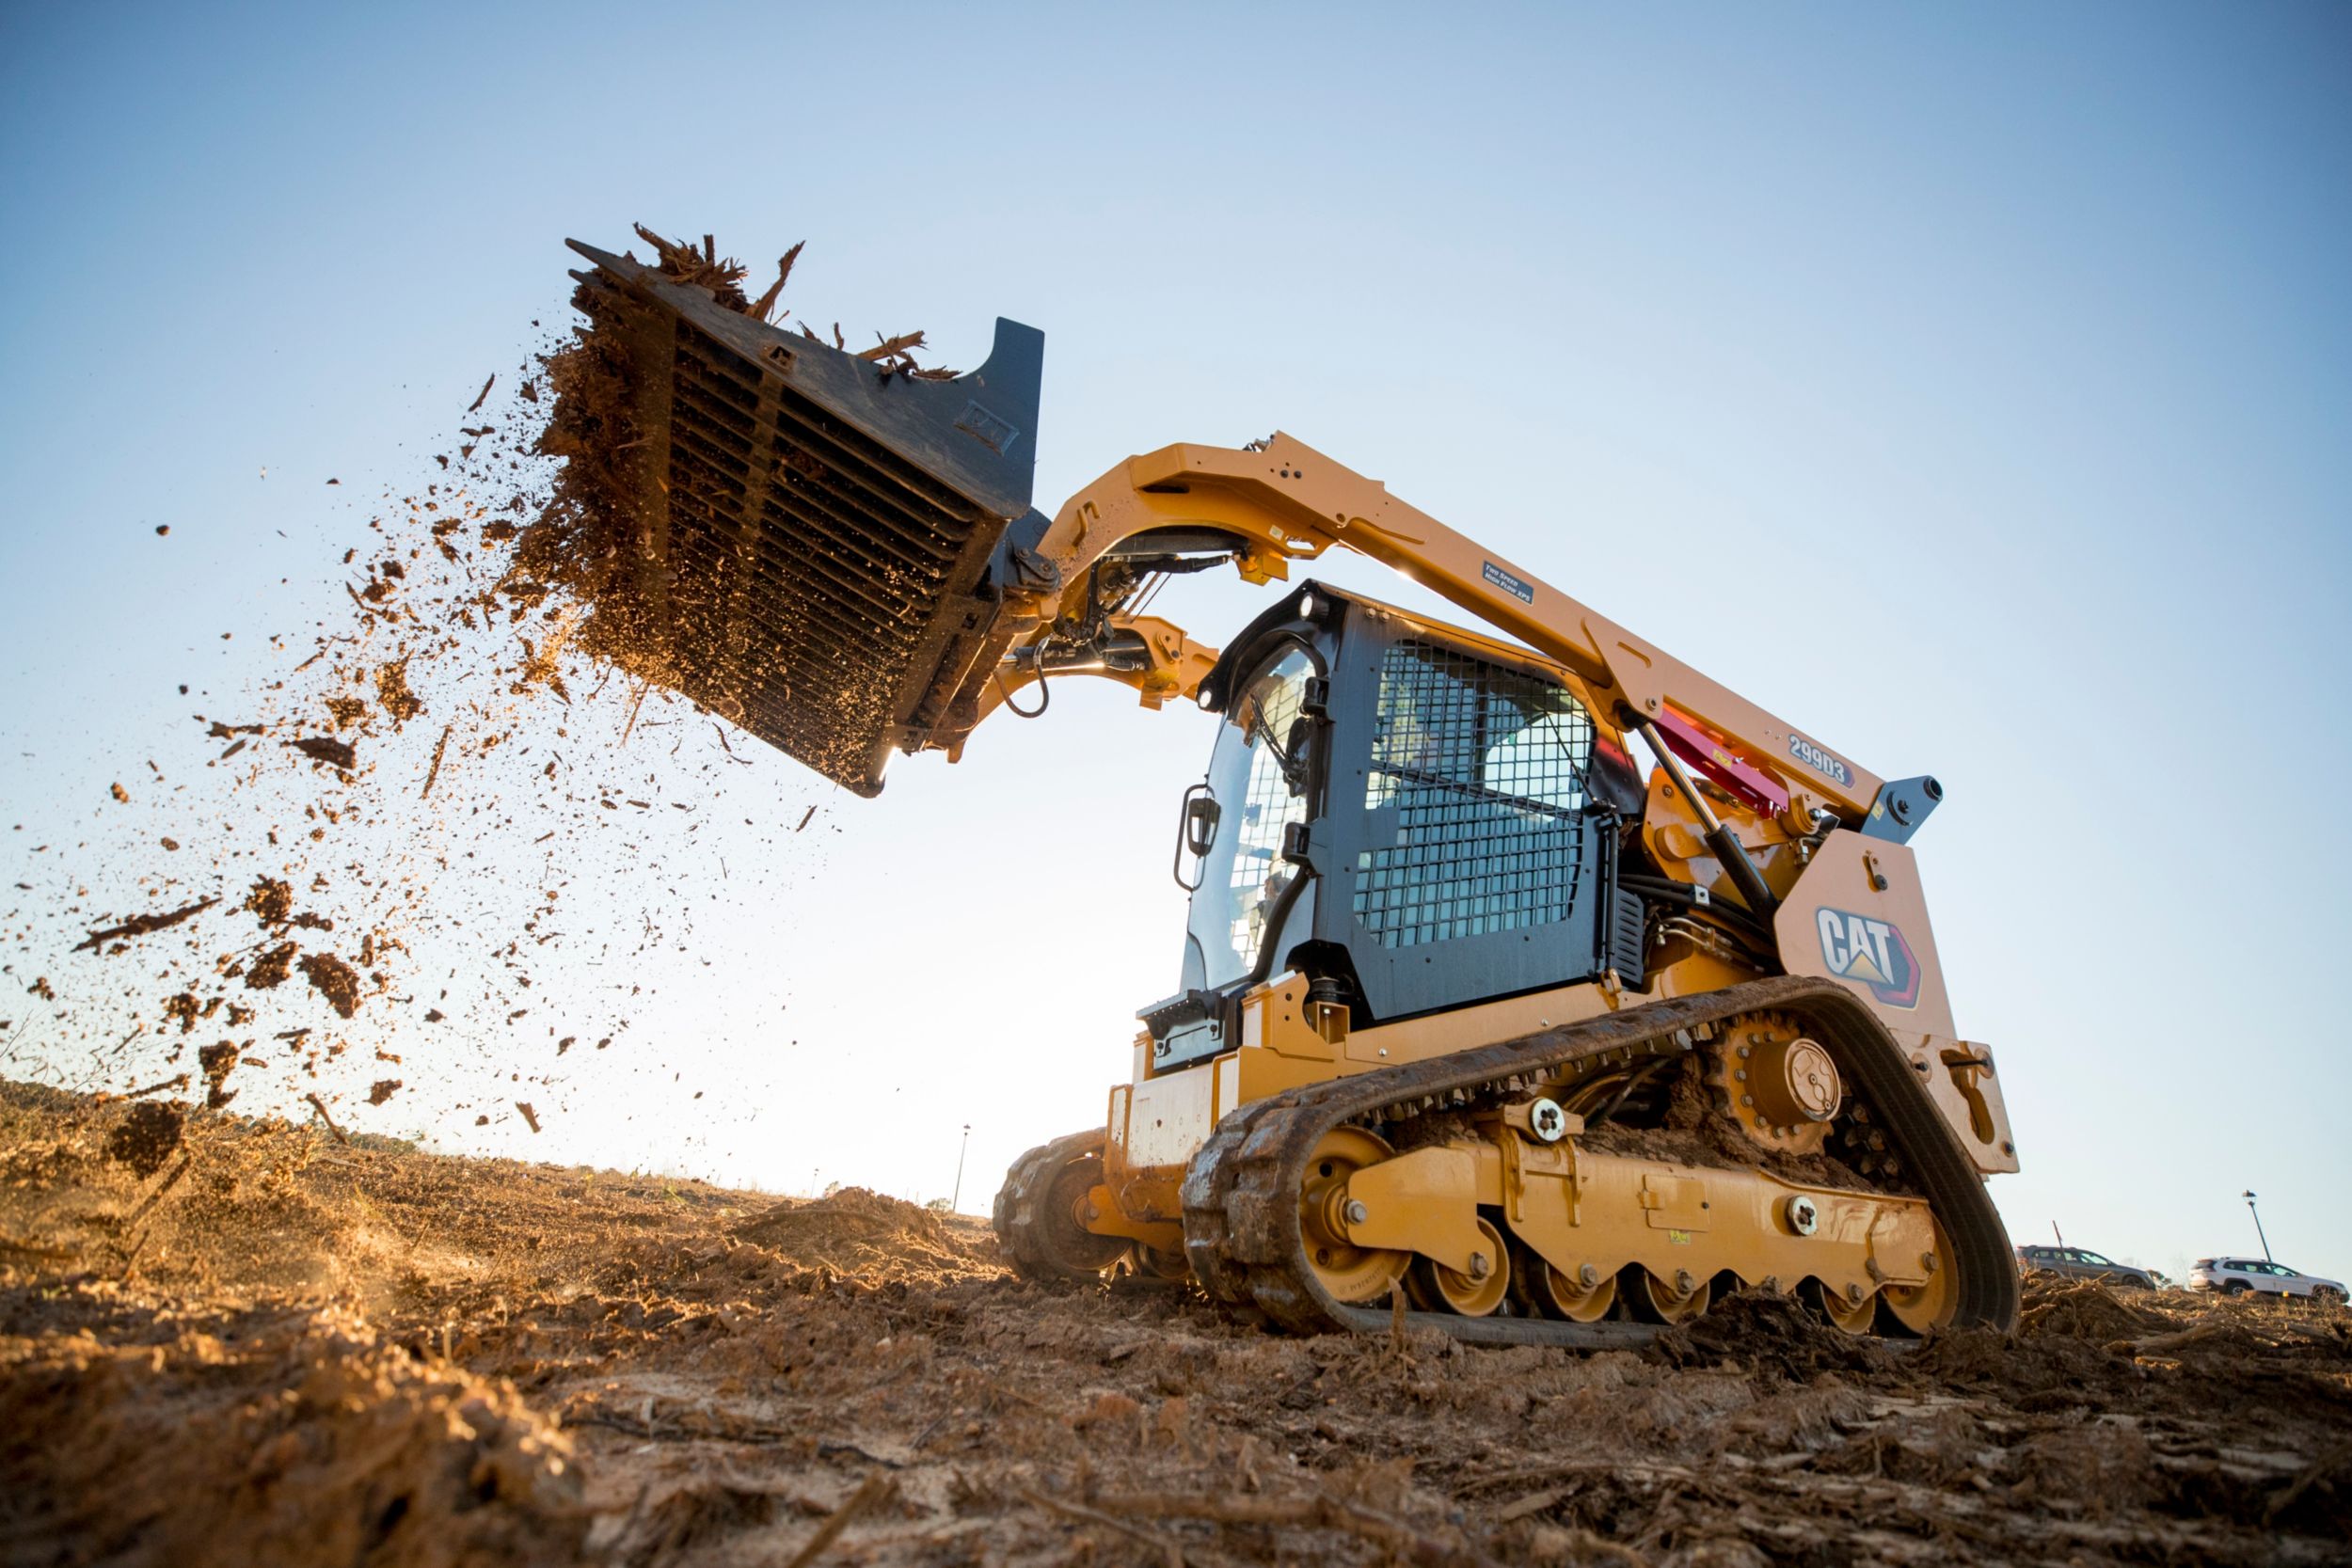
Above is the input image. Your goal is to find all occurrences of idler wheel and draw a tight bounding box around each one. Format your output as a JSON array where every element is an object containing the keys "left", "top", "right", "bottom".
[
  {"left": 1300, "top": 1126, "right": 1410, "bottom": 1303},
  {"left": 1041, "top": 1154, "right": 1129, "bottom": 1275},
  {"left": 1125, "top": 1243, "right": 1192, "bottom": 1282},
  {"left": 1882, "top": 1226, "right": 1956, "bottom": 1335}
]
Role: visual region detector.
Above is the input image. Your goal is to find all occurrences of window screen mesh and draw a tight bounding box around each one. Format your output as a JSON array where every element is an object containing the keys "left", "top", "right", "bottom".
[{"left": 1352, "top": 641, "right": 1593, "bottom": 948}]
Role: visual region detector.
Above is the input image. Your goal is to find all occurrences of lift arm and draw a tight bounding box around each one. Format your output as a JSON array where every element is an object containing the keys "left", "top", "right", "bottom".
[{"left": 946, "top": 433, "right": 1887, "bottom": 835}]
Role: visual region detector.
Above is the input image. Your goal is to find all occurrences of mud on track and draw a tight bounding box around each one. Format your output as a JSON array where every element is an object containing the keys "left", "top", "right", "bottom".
[{"left": 4, "top": 1083, "right": 2348, "bottom": 1568}]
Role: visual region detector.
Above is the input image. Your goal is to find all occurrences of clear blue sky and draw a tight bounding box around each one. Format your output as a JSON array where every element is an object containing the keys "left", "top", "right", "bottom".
[{"left": 3, "top": 2, "right": 2347, "bottom": 1281}]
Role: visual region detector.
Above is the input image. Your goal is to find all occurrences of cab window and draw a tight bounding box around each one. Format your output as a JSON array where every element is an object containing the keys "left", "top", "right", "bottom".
[{"left": 1184, "top": 646, "right": 1317, "bottom": 989}]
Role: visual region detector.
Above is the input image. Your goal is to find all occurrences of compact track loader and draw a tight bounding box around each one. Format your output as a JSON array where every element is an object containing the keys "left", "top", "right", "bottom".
[{"left": 561, "top": 240, "right": 2022, "bottom": 1343}]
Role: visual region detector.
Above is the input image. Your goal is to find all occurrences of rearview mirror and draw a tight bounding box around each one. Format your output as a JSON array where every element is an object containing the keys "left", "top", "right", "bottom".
[{"left": 1173, "top": 783, "right": 1221, "bottom": 891}]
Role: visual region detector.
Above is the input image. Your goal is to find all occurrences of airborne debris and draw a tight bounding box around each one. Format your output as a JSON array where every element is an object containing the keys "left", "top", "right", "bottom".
[
  {"left": 103, "top": 1100, "right": 185, "bottom": 1178},
  {"left": 421, "top": 722, "right": 453, "bottom": 800},
  {"left": 286, "top": 736, "right": 358, "bottom": 770},
  {"left": 19, "top": 223, "right": 933, "bottom": 1321},
  {"left": 75, "top": 896, "right": 219, "bottom": 953},
  {"left": 297, "top": 952, "right": 361, "bottom": 1019},
  {"left": 246, "top": 942, "right": 296, "bottom": 990},
  {"left": 197, "top": 1040, "right": 241, "bottom": 1108},
  {"left": 374, "top": 659, "right": 423, "bottom": 724},
  {"left": 244, "top": 877, "right": 294, "bottom": 927},
  {"left": 297, "top": 1093, "right": 346, "bottom": 1143}
]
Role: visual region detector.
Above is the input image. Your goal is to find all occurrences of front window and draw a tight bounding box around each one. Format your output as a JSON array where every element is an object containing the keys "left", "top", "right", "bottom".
[{"left": 1184, "top": 646, "right": 1317, "bottom": 989}]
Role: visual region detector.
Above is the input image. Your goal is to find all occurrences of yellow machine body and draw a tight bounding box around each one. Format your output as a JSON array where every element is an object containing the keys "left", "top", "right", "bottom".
[{"left": 556, "top": 248, "right": 2022, "bottom": 1339}]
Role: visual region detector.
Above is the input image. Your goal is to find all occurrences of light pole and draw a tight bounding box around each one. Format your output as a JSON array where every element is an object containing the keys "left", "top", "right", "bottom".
[
  {"left": 951, "top": 1123, "right": 973, "bottom": 1213},
  {"left": 2244, "top": 1190, "right": 2272, "bottom": 1262}
]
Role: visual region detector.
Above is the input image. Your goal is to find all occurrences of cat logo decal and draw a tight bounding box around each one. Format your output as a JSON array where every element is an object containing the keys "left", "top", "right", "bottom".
[{"left": 1815, "top": 907, "right": 1920, "bottom": 1008}]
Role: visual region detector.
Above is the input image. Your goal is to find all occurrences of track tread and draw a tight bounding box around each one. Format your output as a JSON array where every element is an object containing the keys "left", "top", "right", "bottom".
[
  {"left": 994, "top": 1129, "right": 1122, "bottom": 1282},
  {"left": 1178, "top": 976, "right": 2019, "bottom": 1344}
]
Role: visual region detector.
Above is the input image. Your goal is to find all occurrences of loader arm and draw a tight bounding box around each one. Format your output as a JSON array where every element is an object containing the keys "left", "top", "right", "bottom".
[
  {"left": 956, "top": 433, "right": 1887, "bottom": 838},
  {"left": 556, "top": 245, "right": 1902, "bottom": 841}
]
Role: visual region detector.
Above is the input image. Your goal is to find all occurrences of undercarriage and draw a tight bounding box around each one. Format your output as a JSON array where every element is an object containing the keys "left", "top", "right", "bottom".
[{"left": 1000, "top": 978, "right": 2017, "bottom": 1343}]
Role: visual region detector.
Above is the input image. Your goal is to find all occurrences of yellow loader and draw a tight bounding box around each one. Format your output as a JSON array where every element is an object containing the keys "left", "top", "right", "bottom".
[{"left": 556, "top": 239, "right": 2021, "bottom": 1343}]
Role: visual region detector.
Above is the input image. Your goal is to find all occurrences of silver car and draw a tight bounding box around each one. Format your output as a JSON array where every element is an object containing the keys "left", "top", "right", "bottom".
[{"left": 2187, "top": 1257, "right": 2345, "bottom": 1303}]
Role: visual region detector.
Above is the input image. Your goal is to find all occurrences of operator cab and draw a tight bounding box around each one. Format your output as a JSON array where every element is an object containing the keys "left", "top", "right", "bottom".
[{"left": 1143, "top": 581, "right": 1646, "bottom": 1070}]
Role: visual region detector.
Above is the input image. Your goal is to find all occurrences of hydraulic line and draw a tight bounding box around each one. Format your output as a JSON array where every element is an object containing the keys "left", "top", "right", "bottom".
[{"left": 1633, "top": 719, "right": 1781, "bottom": 921}]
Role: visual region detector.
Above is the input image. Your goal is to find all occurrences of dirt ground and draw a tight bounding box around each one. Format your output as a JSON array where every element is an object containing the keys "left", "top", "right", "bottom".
[{"left": 3, "top": 1082, "right": 2348, "bottom": 1568}]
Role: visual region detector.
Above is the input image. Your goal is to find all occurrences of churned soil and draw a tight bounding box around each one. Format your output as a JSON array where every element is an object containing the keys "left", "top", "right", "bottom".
[{"left": 4, "top": 1080, "right": 2348, "bottom": 1567}]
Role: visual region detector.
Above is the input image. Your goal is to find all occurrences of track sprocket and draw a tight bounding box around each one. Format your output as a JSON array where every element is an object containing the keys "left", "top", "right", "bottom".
[{"left": 1701, "top": 1009, "right": 1844, "bottom": 1157}]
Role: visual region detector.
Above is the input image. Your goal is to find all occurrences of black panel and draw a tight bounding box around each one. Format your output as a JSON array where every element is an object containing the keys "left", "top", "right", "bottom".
[
  {"left": 1309, "top": 598, "right": 1612, "bottom": 1022},
  {"left": 1604, "top": 832, "right": 1648, "bottom": 987}
]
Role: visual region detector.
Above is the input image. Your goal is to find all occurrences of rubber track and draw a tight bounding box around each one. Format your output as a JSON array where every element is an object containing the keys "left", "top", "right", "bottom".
[
  {"left": 994, "top": 1128, "right": 1119, "bottom": 1283},
  {"left": 1179, "top": 975, "right": 2020, "bottom": 1343}
]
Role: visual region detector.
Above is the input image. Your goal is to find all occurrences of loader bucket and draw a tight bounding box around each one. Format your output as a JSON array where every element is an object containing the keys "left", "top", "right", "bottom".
[{"left": 563, "top": 240, "right": 1044, "bottom": 796}]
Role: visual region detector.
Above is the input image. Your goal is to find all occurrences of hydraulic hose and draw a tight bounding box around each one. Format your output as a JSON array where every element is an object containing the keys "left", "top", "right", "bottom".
[{"left": 1632, "top": 719, "right": 1780, "bottom": 922}]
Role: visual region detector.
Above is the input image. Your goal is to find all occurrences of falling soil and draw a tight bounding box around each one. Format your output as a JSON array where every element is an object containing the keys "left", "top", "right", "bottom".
[
  {"left": 6, "top": 1082, "right": 2348, "bottom": 1568},
  {"left": 72, "top": 895, "right": 220, "bottom": 953},
  {"left": 373, "top": 658, "right": 423, "bottom": 724},
  {"left": 5, "top": 220, "right": 942, "bottom": 1161},
  {"left": 196, "top": 1041, "right": 242, "bottom": 1109},
  {"left": 296, "top": 951, "right": 361, "bottom": 1019},
  {"left": 243, "top": 876, "right": 293, "bottom": 927},
  {"left": 102, "top": 1100, "right": 184, "bottom": 1179},
  {"left": 244, "top": 942, "right": 296, "bottom": 990},
  {"left": 284, "top": 734, "right": 358, "bottom": 771}
]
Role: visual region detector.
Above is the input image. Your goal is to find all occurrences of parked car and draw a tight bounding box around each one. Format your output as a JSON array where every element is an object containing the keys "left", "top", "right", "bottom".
[
  {"left": 2187, "top": 1258, "right": 2345, "bottom": 1303},
  {"left": 2015, "top": 1244, "right": 2157, "bottom": 1289}
]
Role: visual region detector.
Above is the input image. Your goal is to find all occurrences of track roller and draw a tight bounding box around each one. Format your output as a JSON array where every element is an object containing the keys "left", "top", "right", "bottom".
[
  {"left": 1510, "top": 1242, "right": 1620, "bottom": 1323},
  {"left": 1804, "top": 1277, "right": 1879, "bottom": 1336},
  {"left": 1626, "top": 1266, "right": 1712, "bottom": 1325},
  {"left": 1408, "top": 1215, "right": 1511, "bottom": 1317}
]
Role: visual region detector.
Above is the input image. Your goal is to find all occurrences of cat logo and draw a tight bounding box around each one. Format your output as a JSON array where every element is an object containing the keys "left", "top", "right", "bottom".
[{"left": 1815, "top": 906, "right": 1921, "bottom": 1008}]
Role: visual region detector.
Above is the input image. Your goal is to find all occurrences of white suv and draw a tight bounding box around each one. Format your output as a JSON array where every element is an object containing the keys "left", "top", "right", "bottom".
[{"left": 2187, "top": 1257, "right": 2344, "bottom": 1303}]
